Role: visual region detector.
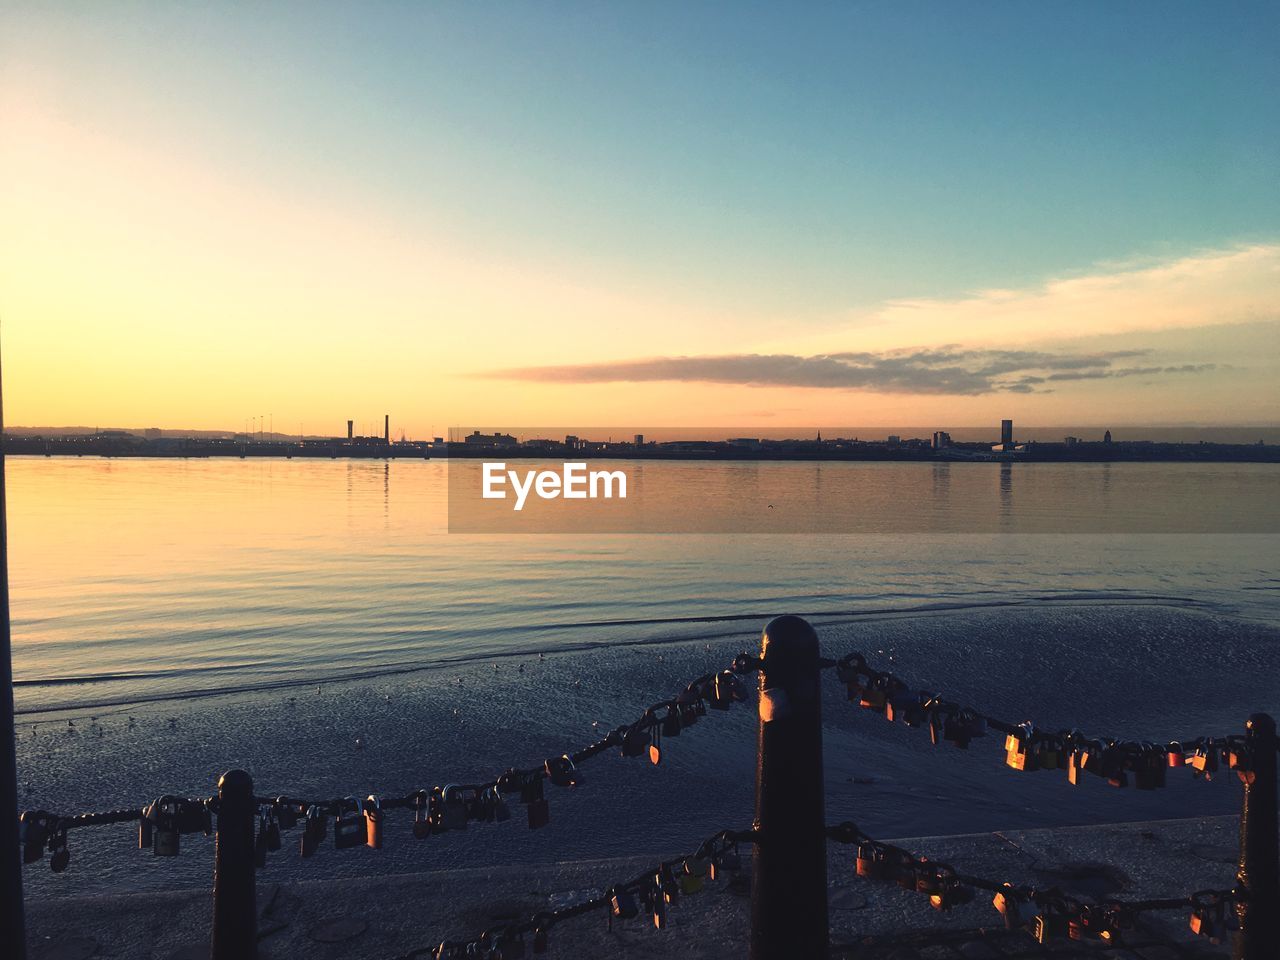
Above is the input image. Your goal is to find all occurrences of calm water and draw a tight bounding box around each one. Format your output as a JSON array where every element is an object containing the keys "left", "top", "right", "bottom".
[{"left": 9, "top": 456, "right": 1280, "bottom": 896}]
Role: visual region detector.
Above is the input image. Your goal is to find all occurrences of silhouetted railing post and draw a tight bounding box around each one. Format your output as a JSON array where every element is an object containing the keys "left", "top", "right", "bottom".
[
  {"left": 751, "top": 615, "right": 828, "bottom": 960},
  {"left": 1, "top": 343, "right": 27, "bottom": 958},
  {"left": 1235, "top": 713, "right": 1279, "bottom": 960},
  {"left": 212, "top": 770, "right": 256, "bottom": 960}
]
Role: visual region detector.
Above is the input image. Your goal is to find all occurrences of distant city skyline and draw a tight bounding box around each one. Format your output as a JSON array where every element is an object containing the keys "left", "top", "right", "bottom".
[
  {"left": 7, "top": 421, "right": 1280, "bottom": 447},
  {"left": 2, "top": 3, "right": 1277, "bottom": 432}
]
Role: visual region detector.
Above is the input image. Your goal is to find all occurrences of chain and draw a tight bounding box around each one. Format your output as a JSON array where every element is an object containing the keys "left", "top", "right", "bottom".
[
  {"left": 400, "top": 819, "right": 1239, "bottom": 958},
  {"left": 17, "top": 656, "right": 759, "bottom": 871},
  {"left": 828, "top": 649, "right": 1261, "bottom": 785},
  {"left": 396, "top": 827, "right": 757, "bottom": 959}
]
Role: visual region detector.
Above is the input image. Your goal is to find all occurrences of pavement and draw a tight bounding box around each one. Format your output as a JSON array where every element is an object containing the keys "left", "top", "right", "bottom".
[{"left": 23, "top": 815, "right": 1253, "bottom": 960}]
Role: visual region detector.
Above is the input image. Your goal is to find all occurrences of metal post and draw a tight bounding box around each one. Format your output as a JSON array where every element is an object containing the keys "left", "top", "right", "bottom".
[
  {"left": 212, "top": 770, "right": 256, "bottom": 960},
  {"left": 751, "top": 615, "right": 828, "bottom": 960},
  {"left": 1235, "top": 713, "right": 1279, "bottom": 960},
  {"left": 0, "top": 350, "right": 26, "bottom": 956}
]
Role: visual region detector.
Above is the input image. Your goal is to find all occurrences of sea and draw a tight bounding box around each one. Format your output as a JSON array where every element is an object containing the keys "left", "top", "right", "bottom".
[{"left": 8, "top": 455, "right": 1279, "bottom": 898}]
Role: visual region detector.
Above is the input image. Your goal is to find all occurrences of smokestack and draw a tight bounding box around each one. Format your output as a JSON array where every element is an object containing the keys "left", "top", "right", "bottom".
[
  {"left": 384, "top": 414, "right": 389, "bottom": 444},
  {"left": 347, "top": 420, "right": 353, "bottom": 440}
]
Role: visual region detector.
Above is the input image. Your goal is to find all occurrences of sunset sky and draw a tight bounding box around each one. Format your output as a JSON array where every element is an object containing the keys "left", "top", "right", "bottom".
[{"left": 2, "top": 2, "right": 1277, "bottom": 436}]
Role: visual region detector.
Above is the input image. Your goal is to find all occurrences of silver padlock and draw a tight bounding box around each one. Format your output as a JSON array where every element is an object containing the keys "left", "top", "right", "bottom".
[
  {"left": 439, "top": 785, "right": 468, "bottom": 831},
  {"left": 153, "top": 798, "right": 181, "bottom": 856},
  {"left": 333, "top": 796, "right": 365, "bottom": 849}
]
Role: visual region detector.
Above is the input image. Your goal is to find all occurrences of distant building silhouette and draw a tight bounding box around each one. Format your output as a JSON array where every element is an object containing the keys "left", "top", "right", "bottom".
[
  {"left": 932, "top": 431, "right": 951, "bottom": 449},
  {"left": 464, "top": 430, "right": 518, "bottom": 448},
  {"left": 1104, "top": 430, "right": 1112, "bottom": 444},
  {"left": 1001, "top": 419, "right": 1013, "bottom": 445}
]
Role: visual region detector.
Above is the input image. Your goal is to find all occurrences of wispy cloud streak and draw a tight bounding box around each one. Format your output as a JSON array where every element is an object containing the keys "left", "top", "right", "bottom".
[{"left": 481, "top": 348, "right": 1217, "bottom": 395}]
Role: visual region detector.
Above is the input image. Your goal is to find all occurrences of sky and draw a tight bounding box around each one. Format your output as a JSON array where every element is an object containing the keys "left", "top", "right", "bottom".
[{"left": 1, "top": 1, "right": 1277, "bottom": 436}]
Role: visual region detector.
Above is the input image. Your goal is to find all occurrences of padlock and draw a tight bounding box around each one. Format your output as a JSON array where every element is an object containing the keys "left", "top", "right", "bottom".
[
  {"left": 333, "top": 797, "right": 366, "bottom": 849},
  {"left": 544, "top": 755, "right": 579, "bottom": 787},
  {"left": 176, "top": 798, "right": 212, "bottom": 836},
  {"left": 1189, "top": 893, "right": 1228, "bottom": 943},
  {"left": 709, "top": 844, "right": 740, "bottom": 880},
  {"left": 708, "top": 671, "right": 735, "bottom": 710},
  {"left": 274, "top": 797, "right": 299, "bottom": 831},
  {"left": 1166, "top": 741, "right": 1185, "bottom": 768},
  {"left": 894, "top": 858, "right": 918, "bottom": 891},
  {"left": 835, "top": 660, "right": 860, "bottom": 692},
  {"left": 413, "top": 791, "right": 432, "bottom": 839},
  {"left": 898, "top": 692, "right": 929, "bottom": 727},
  {"left": 138, "top": 802, "right": 155, "bottom": 851},
  {"left": 522, "top": 777, "right": 550, "bottom": 830},
  {"left": 488, "top": 785, "right": 512, "bottom": 822},
  {"left": 992, "top": 884, "right": 1024, "bottom": 929},
  {"left": 153, "top": 799, "right": 182, "bottom": 856},
  {"left": 680, "top": 856, "right": 707, "bottom": 894},
  {"left": 21, "top": 811, "right": 50, "bottom": 864},
  {"left": 609, "top": 888, "right": 638, "bottom": 921},
  {"left": 264, "top": 807, "right": 282, "bottom": 851},
  {"left": 1032, "top": 911, "right": 1068, "bottom": 943},
  {"left": 365, "top": 795, "right": 383, "bottom": 849},
  {"left": 912, "top": 859, "right": 941, "bottom": 897},
  {"left": 855, "top": 843, "right": 888, "bottom": 880},
  {"left": 531, "top": 924, "right": 549, "bottom": 955},
  {"left": 929, "top": 874, "right": 972, "bottom": 911},
  {"left": 254, "top": 806, "right": 272, "bottom": 867},
  {"left": 496, "top": 927, "right": 525, "bottom": 959},
  {"left": 650, "top": 879, "right": 668, "bottom": 929},
  {"left": 661, "top": 706, "right": 682, "bottom": 738},
  {"left": 438, "top": 785, "right": 468, "bottom": 831},
  {"left": 942, "top": 712, "right": 975, "bottom": 749},
  {"left": 1005, "top": 731, "right": 1038, "bottom": 772},
  {"left": 1133, "top": 745, "right": 1166, "bottom": 790},
  {"left": 658, "top": 867, "right": 679, "bottom": 905},
  {"left": 1034, "top": 736, "right": 1060, "bottom": 770},
  {"left": 1226, "top": 740, "right": 1254, "bottom": 784},
  {"left": 1069, "top": 905, "right": 1102, "bottom": 941},
  {"left": 858, "top": 676, "right": 888, "bottom": 712},
  {"left": 620, "top": 724, "right": 651, "bottom": 758},
  {"left": 1066, "top": 747, "right": 1085, "bottom": 786},
  {"left": 927, "top": 708, "right": 943, "bottom": 746},
  {"left": 300, "top": 804, "right": 325, "bottom": 857},
  {"left": 48, "top": 826, "right": 70, "bottom": 873},
  {"left": 1190, "top": 741, "right": 1219, "bottom": 779}
]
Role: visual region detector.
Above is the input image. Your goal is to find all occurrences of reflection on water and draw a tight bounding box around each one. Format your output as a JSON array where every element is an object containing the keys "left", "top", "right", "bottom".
[
  {"left": 5, "top": 456, "right": 1279, "bottom": 712},
  {"left": 447, "top": 457, "right": 1279, "bottom": 533}
]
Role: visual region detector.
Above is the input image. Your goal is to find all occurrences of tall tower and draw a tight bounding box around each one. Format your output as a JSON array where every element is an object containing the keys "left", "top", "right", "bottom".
[
  {"left": 347, "top": 420, "right": 353, "bottom": 440},
  {"left": 384, "top": 414, "right": 390, "bottom": 444},
  {"left": 1001, "top": 419, "right": 1013, "bottom": 445}
]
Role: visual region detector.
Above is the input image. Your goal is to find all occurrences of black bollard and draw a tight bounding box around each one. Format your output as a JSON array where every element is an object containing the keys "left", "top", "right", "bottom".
[
  {"left": 212, "top": 769, "right": 257, "bottom": 960},
  {"left": 751, "top": 616, "right": 828, "bottom": 960},
  {"left": 1235, "top": 713, "right": 1279, "bottom": 960}
]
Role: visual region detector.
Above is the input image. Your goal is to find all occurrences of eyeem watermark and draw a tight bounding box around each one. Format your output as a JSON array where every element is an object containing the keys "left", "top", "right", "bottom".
[{"left": 482, "top": 462, "right": 628, "bottom": 511}]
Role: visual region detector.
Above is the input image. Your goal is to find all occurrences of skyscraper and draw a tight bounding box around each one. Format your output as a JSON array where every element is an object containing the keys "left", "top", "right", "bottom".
[{"left": 1001, "top": 420, "right": 1013, "bottom": 445}]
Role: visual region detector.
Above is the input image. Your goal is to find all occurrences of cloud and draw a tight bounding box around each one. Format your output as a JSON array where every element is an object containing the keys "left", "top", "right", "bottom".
[
  {"left": 480, "top": 348, "right": 1217, "bottom": 395},
  {"left": 770, "top": 243, "right": 1280, "bottom": 357}
]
